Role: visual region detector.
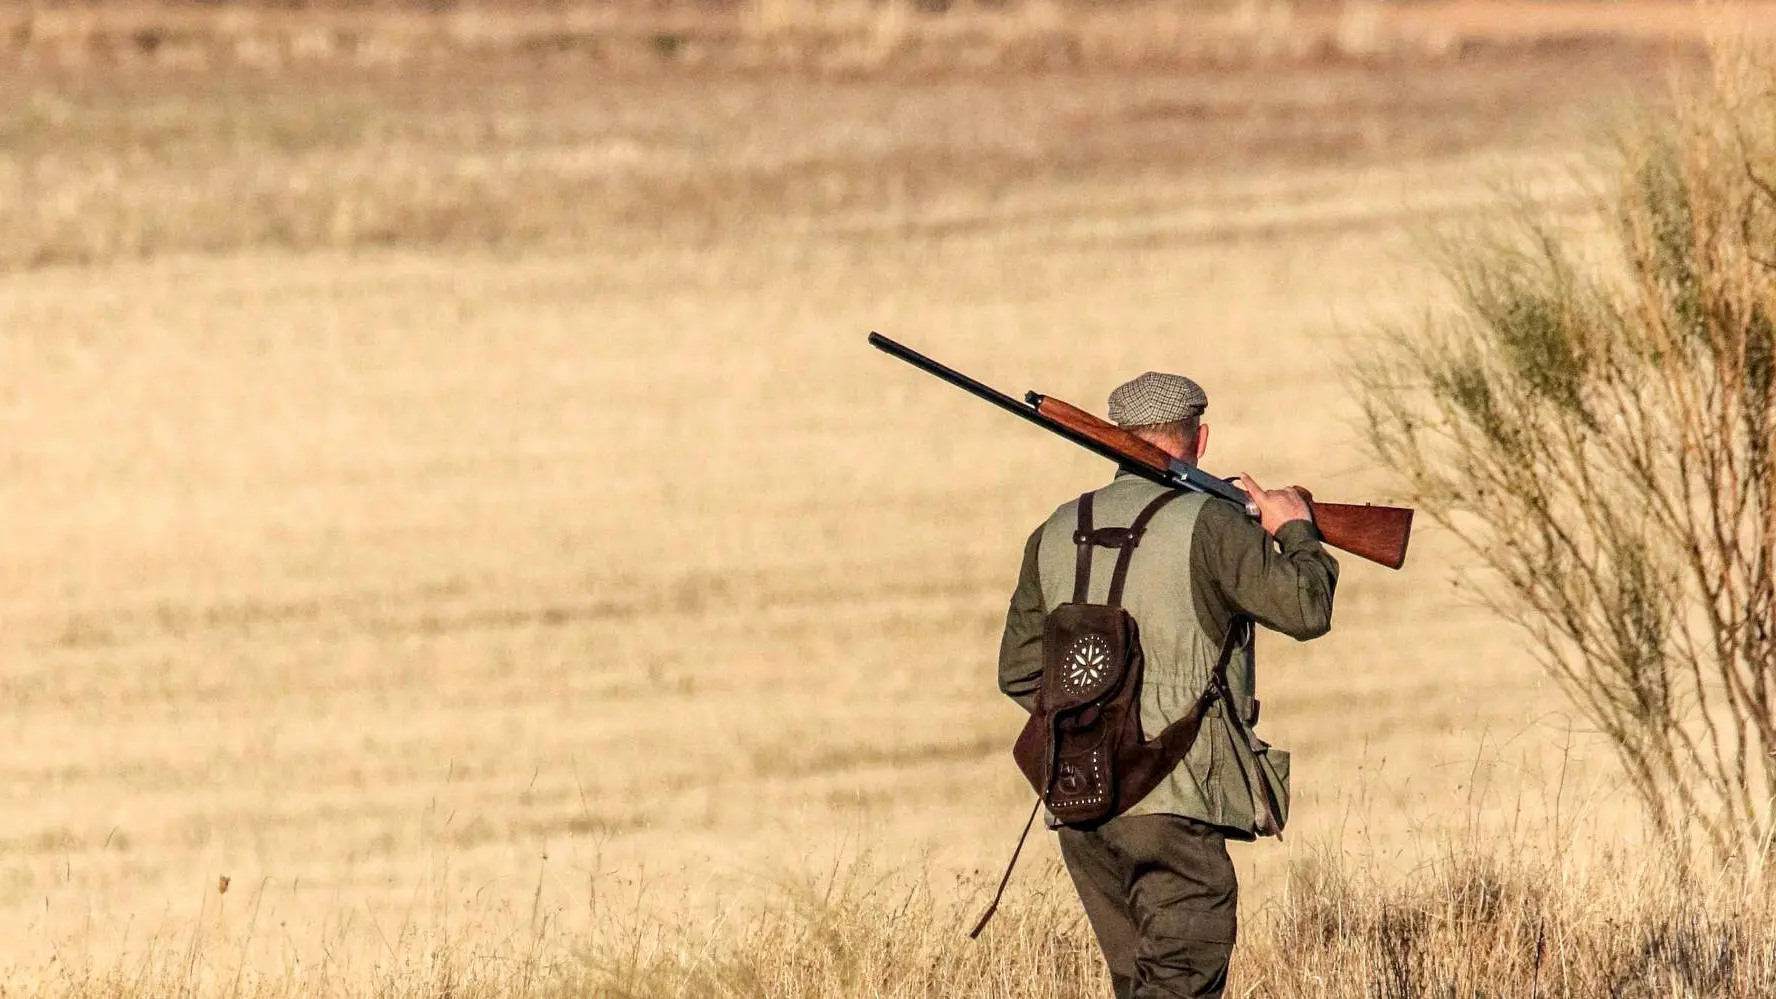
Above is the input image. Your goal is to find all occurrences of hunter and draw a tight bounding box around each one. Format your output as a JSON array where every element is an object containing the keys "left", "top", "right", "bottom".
[{"left": 997, "top": 372, "right": 1339, "bottom": 999}]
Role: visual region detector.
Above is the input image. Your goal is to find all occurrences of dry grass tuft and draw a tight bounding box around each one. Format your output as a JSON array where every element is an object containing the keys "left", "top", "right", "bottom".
[
  {"left": 31, "top": 836, "right": 1775, "bottom": 998},
  {"left": 582, "top": 861, "right": 1105, "bottom": 999},
  {"left": 1251, "top": 844, "right": 1776, "bottom": 996},
  {"left": 588, "top": 841, "right": 1776, "bottom": 999}
]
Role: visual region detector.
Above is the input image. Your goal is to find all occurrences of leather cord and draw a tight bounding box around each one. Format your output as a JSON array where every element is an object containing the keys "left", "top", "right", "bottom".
[{"left": 967, "top": 797, "right": 1043, "bottom": 939}]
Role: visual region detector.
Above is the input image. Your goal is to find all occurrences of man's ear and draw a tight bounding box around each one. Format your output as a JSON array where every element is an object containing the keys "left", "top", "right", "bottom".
[{"left": 1194, "top": 423, "right": 1210, "bottom": 463}]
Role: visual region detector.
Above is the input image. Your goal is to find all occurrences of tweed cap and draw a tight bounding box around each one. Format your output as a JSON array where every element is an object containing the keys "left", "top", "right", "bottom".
[{"left": 1107, "top": 372, "right": 1208, "bottom": 428}]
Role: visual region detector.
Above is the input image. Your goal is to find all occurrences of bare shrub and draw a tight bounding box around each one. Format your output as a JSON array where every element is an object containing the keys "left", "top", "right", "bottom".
[{"left": 1354, "top": 44, "right": 1776, "bottom": 866}]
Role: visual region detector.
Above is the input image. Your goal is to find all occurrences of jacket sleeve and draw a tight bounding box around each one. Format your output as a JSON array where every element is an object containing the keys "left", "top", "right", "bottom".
[
  {"left": 1191, "top": 501, "right": 1338, "bottom": 642},
  {"left": 997, "top": 526, "right": 1047, "bottom": 712}
]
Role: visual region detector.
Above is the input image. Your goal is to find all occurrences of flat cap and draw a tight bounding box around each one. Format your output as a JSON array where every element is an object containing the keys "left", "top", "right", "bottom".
[{"left": 1107, "top": 372, "right": 1208, "bottom": 428}]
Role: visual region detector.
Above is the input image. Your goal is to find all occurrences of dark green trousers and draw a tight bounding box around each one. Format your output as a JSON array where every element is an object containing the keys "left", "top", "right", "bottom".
[{"left": 1057, "top": 814, "right": 1238, "bottom": 999}]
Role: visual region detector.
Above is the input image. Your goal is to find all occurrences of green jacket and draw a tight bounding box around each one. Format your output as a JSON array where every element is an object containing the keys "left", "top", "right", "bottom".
[{"left": 997, "top": 473, "right": 1338, "bottom": 837}]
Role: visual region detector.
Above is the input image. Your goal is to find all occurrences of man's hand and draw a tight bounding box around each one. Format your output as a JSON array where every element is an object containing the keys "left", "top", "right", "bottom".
[{"left": 1237, "top": 472, "right": 1315, "bottom": 536}]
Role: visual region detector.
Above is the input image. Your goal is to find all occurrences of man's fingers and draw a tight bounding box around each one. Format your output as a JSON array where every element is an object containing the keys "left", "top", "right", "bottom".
[{"left": 1240, "top": 472, "right": 1264, "bottom": 496}]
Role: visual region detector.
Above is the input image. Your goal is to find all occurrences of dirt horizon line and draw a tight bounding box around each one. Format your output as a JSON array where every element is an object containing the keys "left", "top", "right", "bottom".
[{"left": 7, "top": 0, "right": 1772, "bottom": 75}]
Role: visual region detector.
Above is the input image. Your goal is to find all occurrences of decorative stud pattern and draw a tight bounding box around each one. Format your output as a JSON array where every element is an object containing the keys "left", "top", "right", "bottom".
[
  {"left": 1051, "top": 748, "right": 1108, "bottom": 809},
  {"left": 1062, "top": 634, "right": 1112, "bottom": 694}
]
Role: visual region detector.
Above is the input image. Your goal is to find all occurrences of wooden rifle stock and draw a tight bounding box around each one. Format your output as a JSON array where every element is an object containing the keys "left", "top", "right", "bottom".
[
  {"left": 1033, "top": 396, "right": 1414, "bottom": 570},
  {"left": 1304, "top": 500, "right": 1415, "bottom": 571},
  {"left": 1034, "top": 397, "right": 1178, "bottom": 471}
]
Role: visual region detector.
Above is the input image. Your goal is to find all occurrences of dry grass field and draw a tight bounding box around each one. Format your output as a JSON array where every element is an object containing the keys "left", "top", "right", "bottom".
[{"left": 1, "top": 3, "right": 1768, "bottom": 995}]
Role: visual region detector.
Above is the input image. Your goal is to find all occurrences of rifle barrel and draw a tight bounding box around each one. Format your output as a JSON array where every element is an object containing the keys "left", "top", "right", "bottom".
[
  {"left": 868, "top": 332, "right": 1243, "bottom": 506},
  {"left": 867, "top": 332, "right": 1046, "bottom": 430}
]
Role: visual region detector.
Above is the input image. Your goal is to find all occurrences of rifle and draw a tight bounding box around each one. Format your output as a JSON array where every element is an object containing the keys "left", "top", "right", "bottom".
[{"left": 868, "top": 332, "right": 1414, "bottom": 570}]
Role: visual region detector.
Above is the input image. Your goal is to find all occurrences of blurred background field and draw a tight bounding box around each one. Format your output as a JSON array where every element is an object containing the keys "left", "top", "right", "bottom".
[
  {"left": 0, "top": 1, "right": 1764, "bottom": 993},
  {"left": 5, "top": 0, "right": 1773, "bottom": 78}
]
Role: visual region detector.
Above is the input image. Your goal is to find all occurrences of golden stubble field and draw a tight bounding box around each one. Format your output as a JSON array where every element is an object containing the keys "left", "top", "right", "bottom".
[{"left": 0, "top": 22, "right": 1706, "bottom": 989}]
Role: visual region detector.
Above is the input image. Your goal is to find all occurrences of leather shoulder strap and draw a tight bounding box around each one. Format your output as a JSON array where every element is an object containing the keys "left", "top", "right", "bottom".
[
  {"left": 1105, "top": 490, "right": 1184, "bottom": 606},
  {"left": 1209, "top": 617, "right": 1280, "bottom": 836},
  {"left": 1071, "top": 491, "right": 1096, "bottom": 603},
  {"left": 1213, "top": 616, "right": 1250, "bottom": 690},
  {"left": 1150, "top": 615, "right": 1249, "bottom": 760}
]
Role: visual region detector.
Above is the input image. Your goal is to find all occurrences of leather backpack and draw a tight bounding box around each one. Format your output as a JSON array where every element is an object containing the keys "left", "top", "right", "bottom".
[{"left": 1010, "top": 488, "right": 1242, "bottom": 827}]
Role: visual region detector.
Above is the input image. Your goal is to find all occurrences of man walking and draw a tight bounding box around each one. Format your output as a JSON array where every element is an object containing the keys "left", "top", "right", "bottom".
[{"left": 997, "top": 372, "right": 1339, "bottom": 999}]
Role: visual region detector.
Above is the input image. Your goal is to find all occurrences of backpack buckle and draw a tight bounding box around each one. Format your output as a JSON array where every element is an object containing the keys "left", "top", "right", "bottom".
[{"left": 1074, "top": 527, "right": 1136, "bottom": 548}]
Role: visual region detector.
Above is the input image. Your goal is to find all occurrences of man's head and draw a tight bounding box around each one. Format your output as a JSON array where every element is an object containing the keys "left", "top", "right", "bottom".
[{"left": 1107, "top": 371, "right": 1210, "bottom": 465}]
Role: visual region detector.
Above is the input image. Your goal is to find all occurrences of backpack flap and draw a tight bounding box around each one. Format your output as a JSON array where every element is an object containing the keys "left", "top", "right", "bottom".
[
  {"left": 1042, "top": 602, "right": 1139, "bottom": 824},
  {"left": 1040, "top": 602, "right": 1133, "bottom": 711}
]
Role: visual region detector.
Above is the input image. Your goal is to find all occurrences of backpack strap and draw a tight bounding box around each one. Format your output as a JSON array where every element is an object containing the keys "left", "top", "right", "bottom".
[
  {"left": 1072, "top": 488, "right": 1184, "bottom": 606},
  {"left": 1209, "top": 619, "right": 1283, "bottom": 838},
  {"left": 1105, "top": 490, "right": 1184, "bottom": 606},
  {"left": 1071, "top": 491, "right": 1096, "bottom": 603},
  {"left": 1149, "top": 616, "right": 1249, "bottom": 762}
]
